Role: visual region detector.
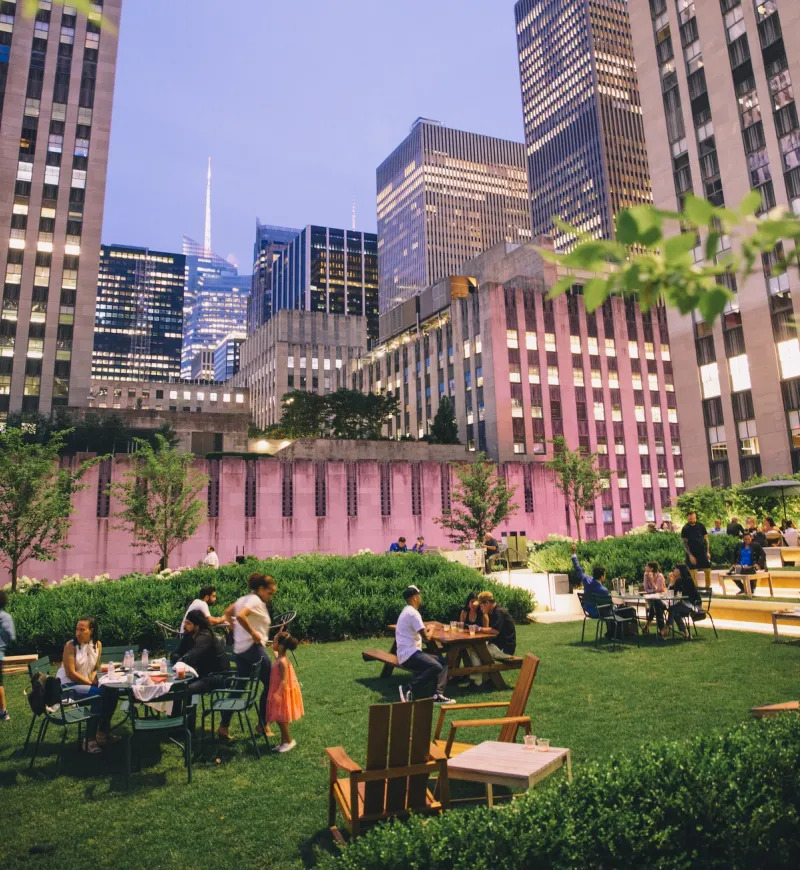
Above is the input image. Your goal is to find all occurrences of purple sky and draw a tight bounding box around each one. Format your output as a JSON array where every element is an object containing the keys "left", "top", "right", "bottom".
[{"left": 102, "top": 0, "right": 526, "bottom": 272}]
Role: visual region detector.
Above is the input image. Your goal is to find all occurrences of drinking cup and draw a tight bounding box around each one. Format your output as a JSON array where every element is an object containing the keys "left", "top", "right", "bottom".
[
  {"left": 468, "top": 624, "right": 477, "bottom": 636},
  {"left": 127, "top": 672, "right": 134, "bottom": 686},
  {"left": 458, "top": 622, "right": 464, "bottom": 630},
  {"left": 160, "top": 659, "right": 168, "bottom": 674},
  {"left": 537, "top": 737, "right": 550, "bottom": 752},
  {"left": 524, "top": 734, "right": 537, "bottom": 750},
  {"left": 175, "top": 663, "right": 186, "bottom": 678},
  {"left": 107, "top": 661, "right": 115, "bottom": 677}
]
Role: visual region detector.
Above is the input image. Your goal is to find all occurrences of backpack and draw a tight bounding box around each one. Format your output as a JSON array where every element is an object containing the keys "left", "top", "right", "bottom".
[{"left": 26, "top": 672, "right": 62, "bottom": 715}]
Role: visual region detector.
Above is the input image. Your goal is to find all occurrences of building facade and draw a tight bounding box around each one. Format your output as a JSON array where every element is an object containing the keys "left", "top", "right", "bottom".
[
  {"left": 88, "top": 377, "right": 248, "bottom": 413},
  {"left": 376, "top": 118, "right": 532, "bottom": 316},
  {"left": 351, "top": 242, "right": 683, "bottom": 538},
  {"left": 271, "top": 225, "right": 378, "bottom": 344},
  {"left": 233, "top": 308, "right": 368, "bottom": 430},
  {"left": 92, "top": 244, "right": 185, "bottom": 381},
  {"left": 181, "top": 271, "right": 250, "bottom": 378},
  {"left": 0, "top": 0, "right": 122, "bottom": 417},
  {"left": 629, "top": 0, "right": 800, "bottom": 486},
  {"left": 248, "top": 220, "right": 299, "bottom": 334},
  {"left": 214, "top": 331, "right": 244, "bottom": 382},
  {"left": 514, "top": 0, "right": 652, "bottom": 250}
]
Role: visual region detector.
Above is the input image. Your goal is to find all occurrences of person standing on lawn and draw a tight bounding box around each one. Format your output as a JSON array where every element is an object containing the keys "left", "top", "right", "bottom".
[
  {"left": 396, "top": 585, "right": 454, "bottom": 705},
  {"left": 266, "top": 631, "right": 304, "bottom": 753},
  {"left": 681, "top": 512, "right": 712, "bottom": 587},
  {"left": 0, "top": 590, "right": 16, "bottom": 722}
]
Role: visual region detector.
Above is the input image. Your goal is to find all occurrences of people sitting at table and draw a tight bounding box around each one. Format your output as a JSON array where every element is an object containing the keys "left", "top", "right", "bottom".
[
  {"left": 642, "top": 560, "right": 668, "bottom": 635},
  {"left": 396, "top": 585, "right": 454, "bottom": 705},
  {"left": 664, "top": 563, "right": 703, "bottom": 640},
  {"left": 482, "top": 533, "right": 499, "bottom": 572},
  {"left": 179, "top": 585, "right": 230, "bottom": 635},
  {"left": 763, "top": 517, "right": 784, "bottom": 547},
  {"left": 571, "top": 546, "right": 637, "bottom": 640},
  {"left": 783, "top": 520, "right": 799, "bottom": 549},
  {"left": 464, "top": 592, "right": 518, "bottom": 688},
  {"left": 726, "top": 516, "right": 745, "bottom": 538},
  {"left": 411, "top": 535, "right": 426, "bottom": 554},
  {"left": 389, "top": 537, "right": 408, "bottom": 553},
  {"left": 727, "top": 532, "right": 766, "bottom": 594},
  {"left": 745, "top": 517, "right": 767, "bottom": 547},
  {"left": 681, "top": 511, "right": 712, "bottom": 588},
  {"left": 55, "top": 617, "right": 118, "bottom": 753},
  {"left": 460, "top": 592, "right": 486, "bottom": 629}
]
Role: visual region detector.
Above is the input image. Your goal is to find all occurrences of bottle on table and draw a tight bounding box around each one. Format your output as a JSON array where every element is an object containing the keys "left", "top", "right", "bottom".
[{"left": 141, "top": 649, "right": 149, "bottom": 667}]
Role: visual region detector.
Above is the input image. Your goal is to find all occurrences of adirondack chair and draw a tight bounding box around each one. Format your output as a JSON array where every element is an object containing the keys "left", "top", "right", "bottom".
[
  {"left": 325, "top": 698, "right": 450, "bottom": 842},
  {"left": 751, "top": 700, "right": 799, "bottom": 718},
  {"left": 432, "top": 652, "right": 539, "bottom": 758}
]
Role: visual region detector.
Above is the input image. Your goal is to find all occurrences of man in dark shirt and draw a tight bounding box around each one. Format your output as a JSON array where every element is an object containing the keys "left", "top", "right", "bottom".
[
  {"left": 571, "top": 546, "right": 636, "bottom": 639},
  {"left": 483, "top": 534, "right": 499, "bottom": 572},
  {"left": 465, "top": 591, "right": 516, "bottom": 687},
  {"left": 726, "top": 516, "right": 745, "bottom": 538},
  {"left": 681, "top": 512, "right": 712, "bottom": 587}
]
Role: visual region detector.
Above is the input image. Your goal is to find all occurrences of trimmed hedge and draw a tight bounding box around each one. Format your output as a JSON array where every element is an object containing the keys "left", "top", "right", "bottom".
[
  {"left": 529, "top": 531, "right": 741, "bottom": 587},
  {"left": 6, "top": 554, "right": 534, "bottom": 656},
  {"left": 318, "top": 715, "right": 800, "bottom": 869}
]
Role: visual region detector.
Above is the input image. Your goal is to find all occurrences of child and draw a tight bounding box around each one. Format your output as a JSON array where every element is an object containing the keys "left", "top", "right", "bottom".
[
  {"left": 266, "top": 632, "right": 304, "bottom": 753},
  {"left": 0, "top": 590, "right": 17, "bottom": 722}
]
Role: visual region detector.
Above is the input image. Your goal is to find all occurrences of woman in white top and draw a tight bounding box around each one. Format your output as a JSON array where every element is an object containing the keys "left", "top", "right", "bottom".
[
  {"left": 56, "top": 617, "right": 117, "bottom": 753},
  {"left": 217, "top": 573, "right": 277, "bottom": 742}
]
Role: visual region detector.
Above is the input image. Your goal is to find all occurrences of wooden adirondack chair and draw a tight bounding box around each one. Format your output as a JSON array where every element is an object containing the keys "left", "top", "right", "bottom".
[
  {"left": 751, "top": 700, "right": 799, "bottom": 718},
  {"left": 433, "top": 652, "right": 540, "bottom": 757},
  {"left": 325, "top": 698, "right": 450, "bottom": 842}
]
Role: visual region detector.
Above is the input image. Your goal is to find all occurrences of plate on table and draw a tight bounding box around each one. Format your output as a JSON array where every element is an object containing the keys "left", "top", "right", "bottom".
[
  {"left": 147, "top": 665, "right": 161, "bottom": 671},
  {"left": 149, "top": 674, "right": 168, "bottom": 684}
]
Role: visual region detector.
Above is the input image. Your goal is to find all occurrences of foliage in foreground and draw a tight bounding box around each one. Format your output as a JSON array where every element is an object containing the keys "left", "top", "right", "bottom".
[
  {"left": 528, "top": 531, "right": 740, "bottom": 586},
  {"left": 319, "top": 714, "right": 800, "bottom": 870},
  {"left": 5, "top": 554, "right": 534, "bottom": 655}
]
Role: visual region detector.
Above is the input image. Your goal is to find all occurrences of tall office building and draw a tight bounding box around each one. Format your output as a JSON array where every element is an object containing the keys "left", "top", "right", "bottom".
[
  {"left": 514, "top": 0, "right": 652, "bottom": 250},
  {"left": 376, "top": 118, "right": 531, "bottom": 315},
  {"left": 272, "top": 225, "right": 379, "bottom": 344},
  {"left": 181, "top": 271, "right": 250, "bottom": 379},
  {"left": 0, "top": 0, "right": 122, "bottom": 416},
  {"left": 629, "top": 0, "right": 800, "bottom": 486},
  {"left": 92, "top": 244, "right": 185, "bottom": 381},
  {"left": 248, "top": 220, "right": 299, "bottom": 334}
]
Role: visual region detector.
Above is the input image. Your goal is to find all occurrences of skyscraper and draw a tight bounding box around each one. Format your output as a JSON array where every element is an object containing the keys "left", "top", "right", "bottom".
[
  {"left": 93, "top": 244, "right": 185, "bottom": 382},
  {"left": 376, "top": 118, "right": 531, "bottom": 315},
  {"left": 629, "top": 0, "right": 800, "bottom": 487},
  {"left": 514, "top": 0, "right": 652, "bottom": 250},
  {"left": 272, "top": 225, "right": 379, "bottom": 344},
  {"left": 0, "top": 0, "right": 122, "bottom": 416},
  {"left": 248, "top": 220, "right": 299, "bottom": 334}
]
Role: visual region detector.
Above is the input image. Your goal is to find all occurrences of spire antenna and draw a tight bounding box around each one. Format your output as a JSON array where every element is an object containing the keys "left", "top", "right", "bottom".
[{"left": 204, "top": 157, "right": 212, "bottom": 253}]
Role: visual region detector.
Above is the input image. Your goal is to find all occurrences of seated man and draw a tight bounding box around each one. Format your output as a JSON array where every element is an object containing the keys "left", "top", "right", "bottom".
[
  {"left": 411, "top": 535, "right": 426, "bottom": 554},
  {"left": 726, "top": 516, "right": 745, "bottom": 538},
  {"left": 710, "top": 519, "right": 724, "bottom": 535},
  {"left": 396, "top": 585, "right": 453, "bottom": 705},
  {"left": 728, "top": 532, "right": 766, "bottom": 594},
  {"left": 763, "top": 517, "right": 784, "bottom": 547},
  {"left": 389, "top": 537, "right": 408, "bottom": 553},
  {"left": 482, "top": 533, "right": 499, "bottom": 572},
  {"left": 180, "top": 585, "right": 230, "bottom": 635},
  {"left": 571, "top": 545, "right": 636, "bottom": 639}
]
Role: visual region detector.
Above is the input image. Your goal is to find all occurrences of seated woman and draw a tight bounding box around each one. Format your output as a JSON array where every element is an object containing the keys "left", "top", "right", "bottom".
[
  {"left": 55, "top": 617, "right": 118, "bottom": 753},
  {"left": 642, "top": 560, "right": 667, "bottom": 635},
  {"left": 460, "top": 592, "right": 486, "bottom": 629},
  {"left": 663, "top": 563, "right": 703, "bottom": 640}
]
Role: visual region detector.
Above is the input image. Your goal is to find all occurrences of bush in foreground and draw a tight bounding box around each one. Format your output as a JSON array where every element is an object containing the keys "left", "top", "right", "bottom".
[
  {"left": 529, "top": 531, "right": 740, "bottom": 587},
  {"left": 6, "top": 554, "right": 534, "bottom": 655},
  {"left": 317, "top": 714, "right": 800, "bottom": 869}
]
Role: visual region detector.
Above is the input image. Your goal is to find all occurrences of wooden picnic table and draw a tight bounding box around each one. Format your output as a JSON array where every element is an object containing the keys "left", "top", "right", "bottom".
[
  {"left": 365, "top": 622, "right": 521, "bottom": 690},
  {"left": 771, "top": 608, "right": 800, "bottom": 639}
]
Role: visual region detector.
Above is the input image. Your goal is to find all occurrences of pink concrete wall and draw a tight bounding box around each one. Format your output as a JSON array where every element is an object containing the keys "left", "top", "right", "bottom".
[{"left": 3, "top": 456, "right": 573, "bottom": 584}]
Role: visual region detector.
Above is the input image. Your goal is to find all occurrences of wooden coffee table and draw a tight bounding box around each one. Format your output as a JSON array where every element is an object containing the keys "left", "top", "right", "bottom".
[
  {"left": 772, "top": 609, "right": 800, "bottom": 638},
  {"left": 446, "top": 740, "right": 572, "bottom": 806}
]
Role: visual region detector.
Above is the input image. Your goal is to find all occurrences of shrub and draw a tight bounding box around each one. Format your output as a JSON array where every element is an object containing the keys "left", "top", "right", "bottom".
[
  {"left": 5, "top": 554, "right": 535, "bottom": 655},
  {"left": 317, "top": 715, "right": 800, "bottom": 869},
  {"left": 528, "top": 532, "right": 740, "bottom": 588}
]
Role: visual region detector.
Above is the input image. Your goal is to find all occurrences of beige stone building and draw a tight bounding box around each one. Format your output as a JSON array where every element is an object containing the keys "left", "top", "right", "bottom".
[
  {"left": 0, "top": 0, "right": 122, "bottom": 418},
  {"left": 629, "top": 0, "right": 800, "bottom": 487}
]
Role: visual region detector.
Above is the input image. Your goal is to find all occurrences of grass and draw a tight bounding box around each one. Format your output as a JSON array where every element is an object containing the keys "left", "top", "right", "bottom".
[{"left": 1, "top": 622, "right": 799, "bottom": 869}]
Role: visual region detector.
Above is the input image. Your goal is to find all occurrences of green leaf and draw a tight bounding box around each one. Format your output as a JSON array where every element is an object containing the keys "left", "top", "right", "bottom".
[
  {"left": 697, "top": 286, "right": 731, "bottom": 324},
  {"left": 546, "top": 275, "right": 575, "bottom": 300},
  {"left": 615, "top": 210, "right": 640, "bottom": 246},
  {"left": 739, "top": 190, "right": 763, "bottom": 217},
  {"left": 664, "top": 232, "right": 697, "bottom": 267},
  {"left": 705, "top": 231, "right": 720, "bottom": 263},
  {"left": 627, "top": 205, "right": 664, "bottom": 247},
  {"left": 582, "top": 277, "right": 609, "bottom": 312},
  {"left": 682, "top": 195, "right": 716, "bottom": 227}
]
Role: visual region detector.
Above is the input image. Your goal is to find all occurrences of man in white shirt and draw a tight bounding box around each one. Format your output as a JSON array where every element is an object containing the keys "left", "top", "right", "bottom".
[
  {"left": 201, "top": 546, "right": 220, "bottom": 568},
  {"left": 783, "top": 520, "right": 799, "bottom": 548},
  {"left": 179, "top": 586, "right": 230, "bottom": 635},
  {"left": 396, "top": 585, "right": 454, "bottom": 705},
  {"left": 218, "top": 573, "right": 277, "bottom": 742}
]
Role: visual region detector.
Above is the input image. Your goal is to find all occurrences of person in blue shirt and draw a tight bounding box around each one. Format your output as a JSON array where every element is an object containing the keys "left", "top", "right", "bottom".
[
  {"left": 411, "top": 536, "right": 426, "bottom": 554},
  {"left": 389, "top": 537, "right": 408, "bottom": 553},
  {"left": 0, "top": 590, "right": 16, "bottom": 722},
  {"left": 571, "top": 545, "right": 636, "bottom": 640},
  {"left": 728, "top": 532, "right": 766, "bottom": 594}
]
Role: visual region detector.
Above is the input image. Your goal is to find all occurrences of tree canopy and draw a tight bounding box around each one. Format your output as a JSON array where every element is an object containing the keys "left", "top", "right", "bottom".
[
  {"left": 428, "top": 396, "right": 460, "bottom": 445},
  {"left": 267, "top": 389, "right": 399, "bottom": 440}
]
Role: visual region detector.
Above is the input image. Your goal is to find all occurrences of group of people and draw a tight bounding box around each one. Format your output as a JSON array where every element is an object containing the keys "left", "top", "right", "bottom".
[
  {"left": 394, "top": 583, "right": 517, "bottom": 703},
  {"left": 34, "top": 574, "right": 304, "bottom": 755},
  {"left": 389, "top": 536, "right": 427, "bottom": 553},
  {"left": 389, "top": 533, "right": 502, "bottom": 573}
]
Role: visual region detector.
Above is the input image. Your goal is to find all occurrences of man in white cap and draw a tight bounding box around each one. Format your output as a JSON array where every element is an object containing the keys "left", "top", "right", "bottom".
[{"left": 395, "top": 585, "right": 454, "bottom": 705}]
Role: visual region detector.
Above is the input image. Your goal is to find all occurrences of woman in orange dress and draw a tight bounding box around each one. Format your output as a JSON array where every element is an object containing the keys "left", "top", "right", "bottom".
[{"left": 266, "top": 632, "right": 304, "bottom": 753}]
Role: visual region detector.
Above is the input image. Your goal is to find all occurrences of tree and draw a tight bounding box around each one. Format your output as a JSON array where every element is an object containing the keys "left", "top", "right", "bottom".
[
  {"left": 326, "top": 389, "right": 399, "bottom": 440},
  {"left": 112, "top": 435, "right": 208, "bottom": 570},
  {"left": 674, "top": 484, "right": 731, "bottom": 527},
  {"left": 544, "top": 437, "right": 612, "bottom": 543},
  {"left": 270, "top": 391, "right": 328, "bottom": 438},
  {"left": 0, "top": 428, "right": 102, "bottom": 591},
  {"left": 434, "top": 453, "right": 518, "bottom": 546},
  {"left": 428, "top": 396, "right": 460, "bottom": 444}
]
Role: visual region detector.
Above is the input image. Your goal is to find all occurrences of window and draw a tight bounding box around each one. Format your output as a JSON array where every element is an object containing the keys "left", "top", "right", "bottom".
[
  {"left": 728, "top": 354, "right": 751, "bottom": 392},
  {"left": 570, "top": 335, "right": 581, "bottom": 353},
  {"left": 591, "top": 369, "right": 602, "bottom": 388},
  {"left": 593, "top": 401, "right": 605, "bottom": 421},
  {"left": 700, "top": 362, "right": 721, "bottom": 398},
  {"left": 652, "top": 406, "right": 662, "bottom": 423},
  {"left": 513, "top": 442, "right": 526, "bottom": 454},
  {"left": 463, "top": 339, "right": 471, "bottom": 359},
  {"left": 648, "top": 373, "right": 659, "bottom": 391},
  {"left": 287, "top": 355, "right": 294, "bottom": 368},
  {"left": 777, "top": 339, "right": 800, "bottom": 379},
  {"left": 628, "top": 340, "right": 639, "bottom": 358},
  {"left": 525, "top": 331, "right": 537, "bottom": 350},
  {"left": 544, "top": 333, "right": 556, "bottom": 351},
  {"left": 573, "top": 368, "right": 584, "bottom": 386},
  {"left": 605, "top": 338, "right": 616, "bottom": 356},
  {"left": 547, "top": 366, "right": 559, "bottom": 385},
  {"left": 739, "top": 419, "right": 759, "bottom": 455},
  {"left": 588, "top": 337, "right": 599, "bottom": 355},
  {"left": 528, "top": 366, "right": 540, "bottom": 384},
  {"left": 506, "top": 329, "right": 519, "bottom": 349},
  {"left": 635, "top": 406, "right": 646, "bottom": 422}
]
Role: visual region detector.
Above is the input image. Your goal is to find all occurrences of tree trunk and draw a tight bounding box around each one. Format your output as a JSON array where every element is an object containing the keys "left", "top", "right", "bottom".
[
  {"left": 574, "top": 505, "right": 582, "bottom": 544},
  {"left": 11, "top": 563, "right": 17, "bottom": 592}
]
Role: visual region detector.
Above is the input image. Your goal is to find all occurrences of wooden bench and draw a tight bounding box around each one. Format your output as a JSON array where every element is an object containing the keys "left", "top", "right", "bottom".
[
  {"left": 362, "top": 649, "right": 409, "bottom": 678},
  {"left": 718, "top": 571, "right": 773, "bottom": 597},
  {"left": 1, "top": 654, "right": 38, "bottom": 675},
  {"left": 752, "top": 700, "right": 799, "bottom": 718},
  {"left": 781, "top": 547, "right": 800, "bottom": 565}
]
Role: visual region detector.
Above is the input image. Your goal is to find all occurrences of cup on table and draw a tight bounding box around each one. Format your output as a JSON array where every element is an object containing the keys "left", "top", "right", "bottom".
[
  {"left": 468, "top": 624, "right": 477, "bottom": 636},
  {"left": 127, "top": 672, "right": 134, "bottom": 686},
  {"left": 450, "top": 621, "right": 458, "bottom": 631},
  {"left": 458, "top": 621, "right": 464, "bottom": 630},
  {"left": 175, "top": 663, "right": 186, "bottom": 679},
  {"left": 537, "top": 737, "right": 550, "bottom": 752},
  {"left": 524, "top": 734, "right": 537, "bottom": 751},
  {"left": 159, "top": 659, "right": 168, "bottom": 674},
  {"left": 107, "top": 661, "right": 115, "bottom": 677}
]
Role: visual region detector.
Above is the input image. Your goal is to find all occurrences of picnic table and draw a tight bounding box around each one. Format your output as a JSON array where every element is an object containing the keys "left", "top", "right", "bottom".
[
  {"left": 771, "top": 608, "right": 800, "bottom": 639},
  {"left": 363, "top": 622, "right": 521, "bottom": 690}
]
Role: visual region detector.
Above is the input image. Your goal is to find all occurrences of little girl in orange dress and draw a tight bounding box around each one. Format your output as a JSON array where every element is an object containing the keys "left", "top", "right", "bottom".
[{"left": 266, "top": 632, "right": 304, "bottom": 753}]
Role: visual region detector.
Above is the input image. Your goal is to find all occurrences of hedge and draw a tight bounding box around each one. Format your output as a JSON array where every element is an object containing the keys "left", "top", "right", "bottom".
[
  {"left": 528, "top": 532, "right": 741, "bottom": 588},
  {"left": 5, "top": 554, "right": 535, "bottom": 656},
  {"left": 317, "top": 714, "right": 800, "bottom": 870}
]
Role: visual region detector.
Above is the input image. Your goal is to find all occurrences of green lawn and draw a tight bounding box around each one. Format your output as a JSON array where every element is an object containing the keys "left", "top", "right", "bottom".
[{"left": 1, "top": 622, "right": 798, "bottom": 869}]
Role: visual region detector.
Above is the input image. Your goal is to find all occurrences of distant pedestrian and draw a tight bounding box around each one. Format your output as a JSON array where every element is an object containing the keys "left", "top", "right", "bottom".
[
  {"left": 0, "top": 590, "right": 16, "bottom": 722},
  {"left": 411, "top": 536, "right": 426, "bottom": 554},
  {"left": 389, "top": 537, "right": 408, "bottom": 553},
  {"left": 201, "top": 546, "right": 220, "bottom": 568},
  {"left": 710, "top": 519, "right": 724, "bottom": 534}
]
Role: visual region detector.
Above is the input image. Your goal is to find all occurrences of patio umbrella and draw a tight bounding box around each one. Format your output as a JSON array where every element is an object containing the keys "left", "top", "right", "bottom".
[{"left": 738, "top": 479, "right": 800, "bottom": 524}]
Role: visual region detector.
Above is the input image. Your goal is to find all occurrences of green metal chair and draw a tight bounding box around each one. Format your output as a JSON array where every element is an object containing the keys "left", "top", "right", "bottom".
[
  {"left": 689, "top": 587, "right": 718, "bottom": 639},
  {"left": 590, "top": 593, "right": 639, "bottom": 650},
  {"left": 125, "top": 680, "right": 196, "bottom": 789},
  {"left": 23, "top": 656, "right": 53, "bottom": 753},
  {"left": 100, "top": 644, "right": 135, "bottom": 663},
  {"left": 28, "top": 681, "right": 98, "bottom": 771},
  {"left": 201, "top": 661, "right": 265, "bottom": 758}
]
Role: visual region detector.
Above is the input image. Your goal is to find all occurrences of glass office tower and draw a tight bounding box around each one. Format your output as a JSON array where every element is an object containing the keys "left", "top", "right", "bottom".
[
  {"left": 248, "top": 221, "right": 299, "bottom": 334},
  {"left": 515, "top": 0, "right": 652, "bottom": 250}
]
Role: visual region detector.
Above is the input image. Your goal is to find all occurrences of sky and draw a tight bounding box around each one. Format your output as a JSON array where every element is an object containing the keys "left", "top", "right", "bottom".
[{"left": 101, "top": 0, "right": 526, "bottom": 272}]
